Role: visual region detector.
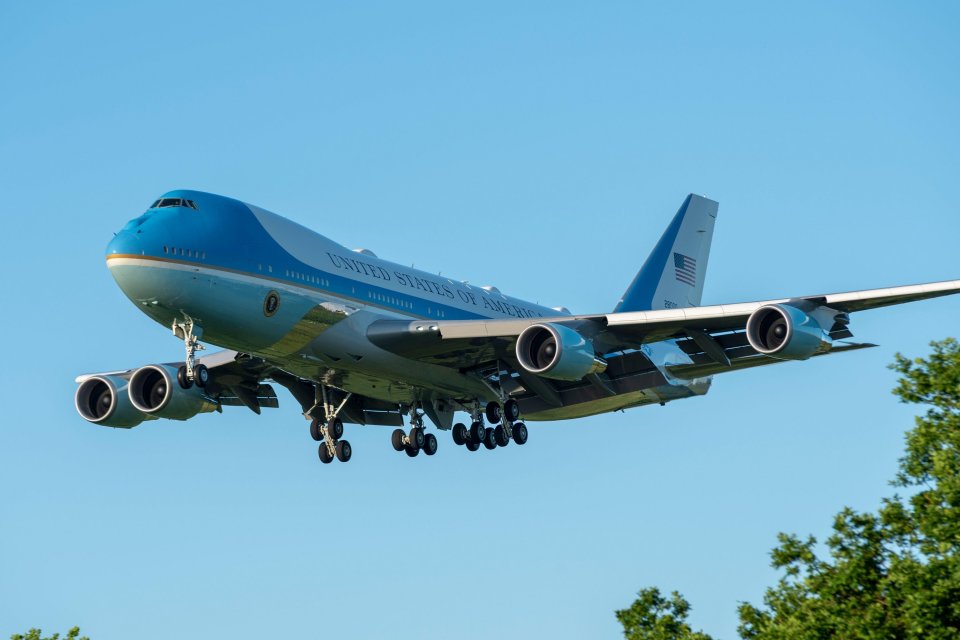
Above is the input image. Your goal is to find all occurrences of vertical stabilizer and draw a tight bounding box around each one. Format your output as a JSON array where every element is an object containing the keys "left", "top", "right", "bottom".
[{"left": 615, "top": 194, "right": 718, "bottom": 312}]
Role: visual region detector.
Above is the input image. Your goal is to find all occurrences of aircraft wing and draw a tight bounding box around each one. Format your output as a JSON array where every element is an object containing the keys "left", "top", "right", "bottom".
[{"left": 367, "top": 278, "right": 960, "bottom": 372}]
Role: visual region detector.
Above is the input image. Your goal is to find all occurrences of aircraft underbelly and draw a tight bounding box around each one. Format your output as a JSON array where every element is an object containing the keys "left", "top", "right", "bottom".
[{"left": 112, "top": 260, "right": 710, "bottom": 419}]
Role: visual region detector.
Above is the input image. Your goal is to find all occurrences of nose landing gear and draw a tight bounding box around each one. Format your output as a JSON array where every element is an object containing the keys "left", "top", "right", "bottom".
[{"left": 173, "top": 316, "right": 208, "bottom": 389}]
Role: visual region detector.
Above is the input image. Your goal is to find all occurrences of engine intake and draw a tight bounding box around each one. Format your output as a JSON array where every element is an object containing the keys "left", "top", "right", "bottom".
[
  {"left": 746, "top": 303, "right": 831, "bottom": 361},
  {"left": 75, "top": 375, "right": 151, "bottom": 428},
  {"left": 128, "top": 365, "right": 216, "bottom": 420},
  {"left": 515, "top": 323, "right": 606, "bottom": 381}
]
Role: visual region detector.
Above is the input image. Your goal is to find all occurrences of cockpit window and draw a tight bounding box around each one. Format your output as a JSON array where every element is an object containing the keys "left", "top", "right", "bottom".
[{"left": 151, "top": 198, "right": 200, "bottom": 210}]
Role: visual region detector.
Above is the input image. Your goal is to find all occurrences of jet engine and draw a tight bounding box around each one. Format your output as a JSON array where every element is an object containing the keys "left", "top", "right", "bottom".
[
  {"left": 128, "top": 365, "right": 217, "bottom": 420},
  {"left": 75, "top": 375, "right": 153, "bottom": 428},
  {"left": 745, "top": 303, "right": 832, "bottom": 361},
  {"left": 515, "top": 323, "right": 607, "bottom": 381}
]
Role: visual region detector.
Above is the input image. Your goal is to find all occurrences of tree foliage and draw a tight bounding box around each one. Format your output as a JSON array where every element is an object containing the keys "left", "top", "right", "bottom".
[
  {"left": 10, "top": 629, "right": 88, "bottom": 640},
  {"left": 618, "top": 338, "right": 960, "bottom": 639},
  {"left": 615, "top": 587, "right": 714, "bottom": 640}
]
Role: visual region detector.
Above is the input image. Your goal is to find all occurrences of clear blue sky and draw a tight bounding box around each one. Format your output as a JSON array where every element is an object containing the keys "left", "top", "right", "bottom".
[{"left": 2, "top": 2, "right": 959, "bottom": 638}]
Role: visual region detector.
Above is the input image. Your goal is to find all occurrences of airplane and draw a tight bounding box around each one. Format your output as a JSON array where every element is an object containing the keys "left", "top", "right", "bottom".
[{"left": 75, "top": 191, "right": 960, "bottom": 464}]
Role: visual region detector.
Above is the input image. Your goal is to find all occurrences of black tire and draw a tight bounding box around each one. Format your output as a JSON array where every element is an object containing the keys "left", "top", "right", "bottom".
[
  {"left": 513, "top": 422, "right": 528, "bottom": 445},
  {"left": 310, "top": 418, "right": 322, "bottom": 442},
  {"left": 318, "top": 443, "right": 334, "bottom": 463},
  {"left": 335, "top": 440, "right": 352, "bottom": 462},
  {"left": 452, "top": 423, "right": 467, "bottom": 445},
  {"left": 469, "top": 421, "right": 485, "bottom": 443},
  {"left": 194, "top": 364, "right": 209, "bottom": 388},
  {"left": 391, "top": 428, "right": 406, "bottom": 452},
  {"left": 409, "top": 426, "right": 425, "bottom": 449},
  {"left": 485, "top": 401, "right": 502, "bottom": 424},
  {"left": 405, "top": 444, "right": 420, "bottom": 457},
  {"left": 465, "top": 440, "right": 480, "bottom": 452},
  {"left": 494, "top": 425, "right": 509, "bottom": 447},
  {"left": 177, "top": 365, "right": 193, "bottom": 390},
  {"left": 504, "top": 398, "right": 520, "bottom": 422},
  {"left": 423, "top": 433, "right": 438, "bottom": 456},
  {"left": 328, "top": 418, "right": 344, "bottom": 440},
  {"left": 483, "top": 427, "right": 497, "bottom": 450}
]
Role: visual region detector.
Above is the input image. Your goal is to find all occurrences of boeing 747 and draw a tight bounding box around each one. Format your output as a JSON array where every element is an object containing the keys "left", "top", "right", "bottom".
[{"left": 75, "top": 191, "right": 960, "bottom": 464}]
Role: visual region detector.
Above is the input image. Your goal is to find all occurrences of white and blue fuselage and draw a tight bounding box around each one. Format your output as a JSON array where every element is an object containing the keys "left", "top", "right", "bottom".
[{"left": 106, "top": 190, "right": 707, "bottom": 420}]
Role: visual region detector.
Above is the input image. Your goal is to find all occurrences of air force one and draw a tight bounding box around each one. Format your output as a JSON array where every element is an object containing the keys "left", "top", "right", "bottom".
[{"left": 75, "top": 191, "right": 960, "bottom": 464}]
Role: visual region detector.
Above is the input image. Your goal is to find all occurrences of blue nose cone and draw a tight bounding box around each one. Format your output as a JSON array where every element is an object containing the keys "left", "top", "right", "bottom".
[{"left": 106, "top": 229, "right": 142, "bottom": 258}]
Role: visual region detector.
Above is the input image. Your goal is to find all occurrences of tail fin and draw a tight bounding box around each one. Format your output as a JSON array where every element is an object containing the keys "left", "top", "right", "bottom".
[{"left": 615, "top": 194, "right": 718, "bottom": 312}]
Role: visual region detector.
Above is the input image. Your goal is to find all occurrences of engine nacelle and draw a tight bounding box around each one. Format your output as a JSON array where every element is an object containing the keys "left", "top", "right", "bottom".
[
  {"left": 75, "top": 375, "right": 152, "bottom": 428},
  {"left": 128, "top": 365, "right": 217, "bottom": 420},
  {"left": 515, "top": 323, "right": 606, "bottom": 381},
  {"left": 745, "top": 303, "right": 832, "bottom": 361}
]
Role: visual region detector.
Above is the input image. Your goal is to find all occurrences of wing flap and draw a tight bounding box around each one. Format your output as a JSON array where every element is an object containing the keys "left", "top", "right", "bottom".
[{"left": 667, "top": 341, "right": 878, "bottom": 379}]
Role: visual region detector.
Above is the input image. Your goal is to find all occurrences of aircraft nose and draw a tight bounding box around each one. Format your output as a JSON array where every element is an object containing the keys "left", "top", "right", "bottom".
[{"left": 106, "top": 228, "right": 141, "bottom": 257}]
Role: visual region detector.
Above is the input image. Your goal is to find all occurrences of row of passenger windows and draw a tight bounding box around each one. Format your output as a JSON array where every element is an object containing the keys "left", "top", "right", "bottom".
[
  {"left": 151, "top": 198, "right": 199, "bottom": 210},
  {"left": 266, "top": 261, "right": 457, "bottom": 318},
  {"left": 368, "top": 290, "right": 415, "bottom": 310},
  {"left": 286, "top": 269, "right": 330, "bottom": 288},
  {"left": 163, "top": 245, "right": 205, "bottom": 259}
]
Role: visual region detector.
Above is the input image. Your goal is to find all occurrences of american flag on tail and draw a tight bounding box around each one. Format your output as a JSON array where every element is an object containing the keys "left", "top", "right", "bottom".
[{"left": 674, "top": 252, "right": 697, "bottom": 286}]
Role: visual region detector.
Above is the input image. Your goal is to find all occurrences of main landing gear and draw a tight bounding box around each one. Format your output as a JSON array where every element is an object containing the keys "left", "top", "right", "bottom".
[
  {"left": 309, "top": 386, "right": 353, "bottom": 464},
  {"left": 173, "top": 317, "right": 208, "bottom": 389},
  {"left": 451, "top": 399, "right": 527, "bottom": 452},
  {"left": 391, "top": 404, "right": 438, "bottom": 459}
]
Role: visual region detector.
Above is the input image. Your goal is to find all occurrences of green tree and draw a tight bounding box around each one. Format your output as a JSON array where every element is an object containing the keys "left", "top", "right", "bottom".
[
  {"left": 615, "top": 587, "right": 714, "bottom": 640},
  {"left": 10, "top": 628, "right": 88, "bottom": 640},
  {"left": 619, "top": 338, "right": 960, "bottom": 639}
]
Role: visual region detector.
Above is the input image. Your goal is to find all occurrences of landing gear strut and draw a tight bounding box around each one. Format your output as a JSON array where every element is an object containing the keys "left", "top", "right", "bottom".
[
  {"left": 308, "top": 386, "right": 353, "bottom": 464},
  {"left": 452, "top": 396, "right": 527, "bottom": 452},
  {"left": 173, "top": 316, "right": 208, "bottom": 389},
  {"left": 391, "top": 404, "right": 438, "bottom": 459}
]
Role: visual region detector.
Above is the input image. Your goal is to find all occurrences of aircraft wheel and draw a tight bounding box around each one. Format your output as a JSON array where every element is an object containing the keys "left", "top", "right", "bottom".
[
  {"left": 513, "top": 422, "right": 528, "bottom": 445},
  {"left": 485, "top": 401, "right": 502, "bottom": 424},
  {"left": 465, "top": 440, "right": 480, "bottom": 452},
  {"left": 318, "top": 443, "right": 334, "bottom": 464},
  {"left": 310, "top": 418, "right": 323, "bottom": 442},
  {"left": 391, "top": 428, "right": 406, "bottom": 452},
  {"left": 194, "top": 364, "right": 209, "bottom": 388},
  {"left": 335, "top": 440, "right": 352, "bottom": 462},
  {"left": 483, "top": 427, "right": 497, "bottom": 450},
  {"left": 423, "top": 433, "right": 438, "bottom": 456},
  {"left": 328, "top": 418, "right": 344, "bottom": 440},
  {"left": 494, "top": 425, "right": 509, "bottom": 447},
  {"left": 452, "top": 423, "right": 467, "bottom": 445},
  {"left": 177, "top": 365, "right": 193, "bottom": 390},
  {"left": 469, "top": 421, "right": 485, "bottom": 443},
  {"left": 409, "top": 426, "right": 425, "bottom": 449},
  {"left": 405, "top": 444, "right": 420, "bottom": 457},
  {"left": 503, "top": 398, "right": 520, "bottom": 422}
]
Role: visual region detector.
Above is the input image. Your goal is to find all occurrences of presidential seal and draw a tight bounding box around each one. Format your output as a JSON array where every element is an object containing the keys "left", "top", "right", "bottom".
[{"left": 263, "top": 291, "right": 281, "bottom": 317}]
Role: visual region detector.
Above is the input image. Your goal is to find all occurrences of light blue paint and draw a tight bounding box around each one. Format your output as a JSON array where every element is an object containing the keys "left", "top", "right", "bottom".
[{"left": 615, "top": 194, "right": 691, "bottom": 312}]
